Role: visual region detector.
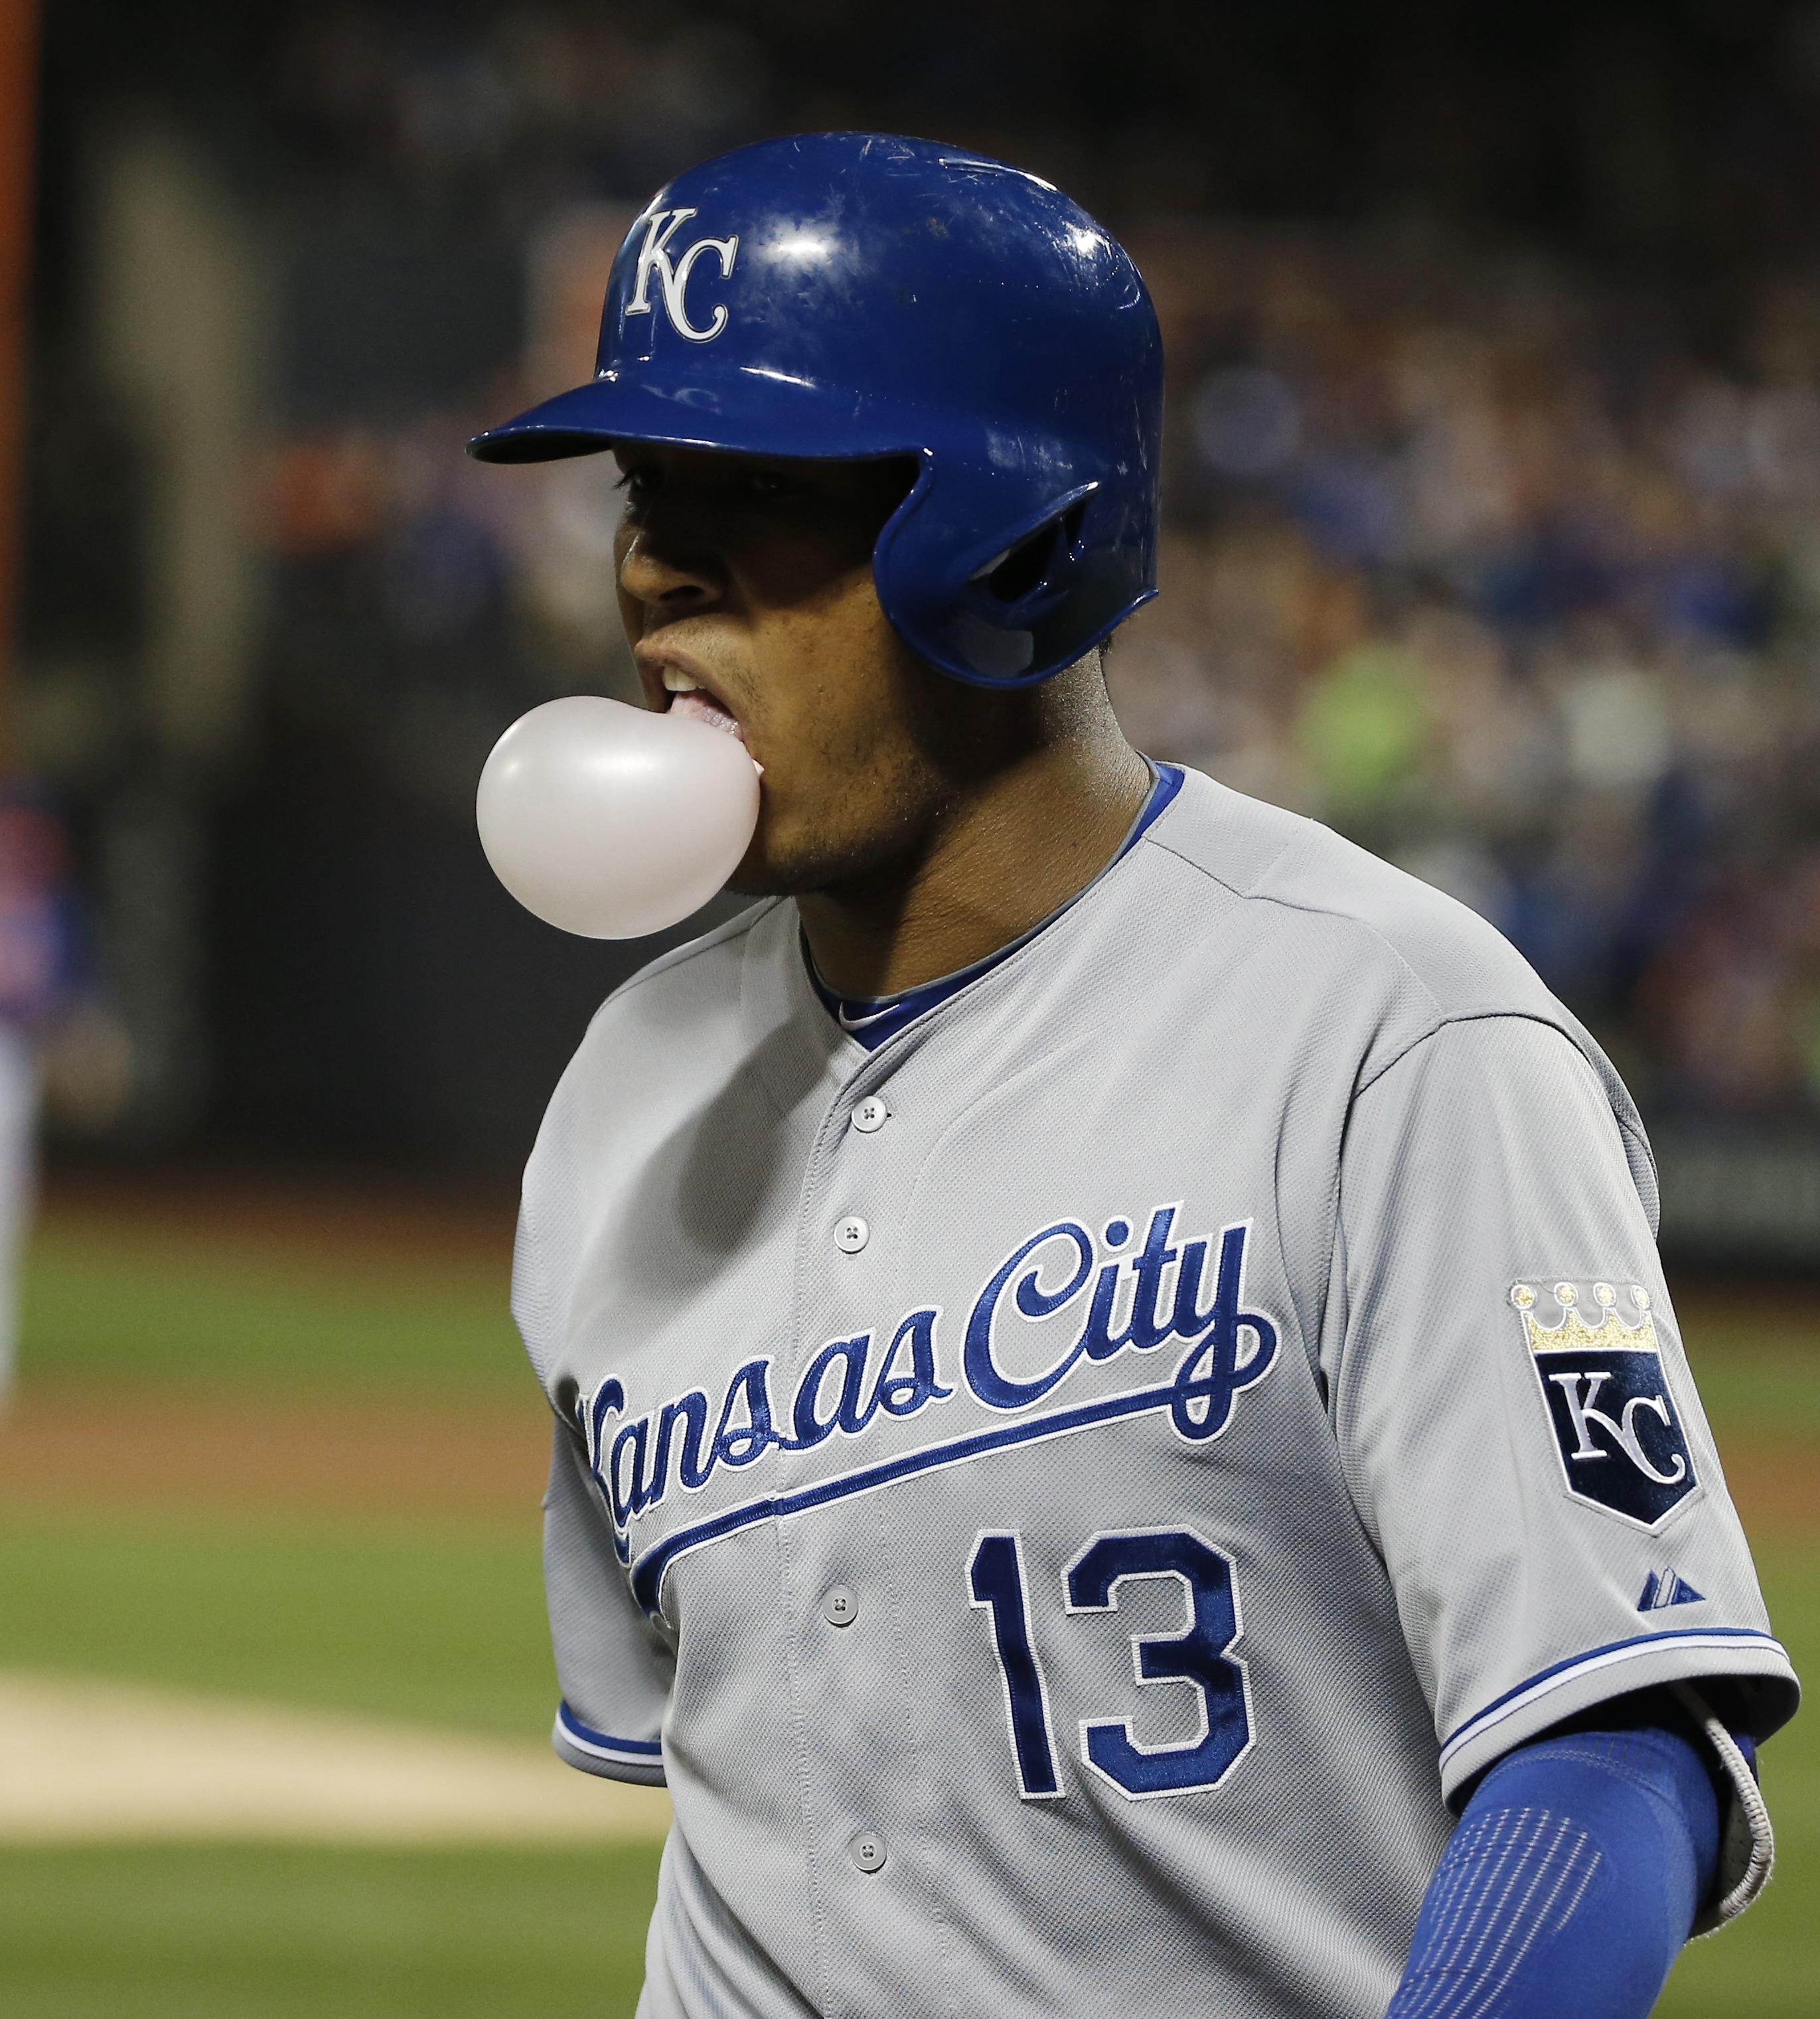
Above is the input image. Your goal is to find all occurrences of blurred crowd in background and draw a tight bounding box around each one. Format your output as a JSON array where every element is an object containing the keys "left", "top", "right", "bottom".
[
  {"left": 1118, "top": 240, "right": 1820, "bottom": 1125},
  {"left": 22, "top": 1, "right": 1820, "bottom": 1200}
]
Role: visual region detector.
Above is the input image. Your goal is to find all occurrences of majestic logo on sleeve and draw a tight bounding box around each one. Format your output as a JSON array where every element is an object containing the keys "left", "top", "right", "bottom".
[
  {"left": 579, "top": 1206, "right": 1280, "bottom": 1579},
  {"left": 1511, "top": 1280, "right": 1698, "bottom": 1530},
  {"left": 625, "top": 208, "right": 740, "bottom": 342}
]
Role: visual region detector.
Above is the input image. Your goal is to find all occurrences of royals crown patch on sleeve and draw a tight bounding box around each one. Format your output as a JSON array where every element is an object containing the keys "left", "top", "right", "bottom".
[{"left": 1511, "top": 1280, "right": 1699, "bottom": 1530}]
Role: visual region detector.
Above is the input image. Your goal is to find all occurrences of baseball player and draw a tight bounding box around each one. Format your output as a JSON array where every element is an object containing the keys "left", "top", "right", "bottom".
[{"left": 471, "top": 134, "right": 1798, "bottom": 2019}]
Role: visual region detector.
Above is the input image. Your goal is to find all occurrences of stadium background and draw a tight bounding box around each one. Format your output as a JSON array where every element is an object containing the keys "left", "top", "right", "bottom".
[{"left": 0, "top": 1, "right": 1815, "bottom": 2011}]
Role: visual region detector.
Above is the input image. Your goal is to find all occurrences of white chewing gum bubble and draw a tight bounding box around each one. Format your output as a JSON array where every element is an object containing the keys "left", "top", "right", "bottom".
[{"left": 477, "top": 696, "right": 761, "bottom": 938}]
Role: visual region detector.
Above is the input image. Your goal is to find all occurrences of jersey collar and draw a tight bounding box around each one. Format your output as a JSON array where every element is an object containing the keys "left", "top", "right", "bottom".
[{"left": 803, "top": 761, "right": 1184, "bottom": 1052}]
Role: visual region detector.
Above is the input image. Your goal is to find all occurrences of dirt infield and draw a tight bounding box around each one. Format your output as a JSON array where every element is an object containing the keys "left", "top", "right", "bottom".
[
  {"left": 0, "top": 1385, "right": 550, "bottom": 1522},
  {"left": 1715, "top": 1436, "right": 1820, "bottom": 1534}
]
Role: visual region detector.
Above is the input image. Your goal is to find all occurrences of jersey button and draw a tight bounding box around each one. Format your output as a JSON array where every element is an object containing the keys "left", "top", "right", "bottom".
[
  {"left": 822, "top": 1585, "right": 858, "bottom": 1627},
  {"left": 851, "top": 1096, "right": 889, "bottom": 1134},
  {"left": 848, "top": 1830, "right": 887, "bottom": 1874},
  {"left": 834, "top": 1216, "right": 870, "bottom": 1254}
]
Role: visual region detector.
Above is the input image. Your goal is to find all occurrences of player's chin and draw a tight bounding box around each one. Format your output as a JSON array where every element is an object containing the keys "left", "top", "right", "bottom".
[
  {"left": 721, "top": 822, "right": 809, "bottom": 899},
  {"left": 723, "top": 844, "right": 826, "bottom": 900},
  {"left": 722, "top": 816, "right": 871, "bottom": 900}
]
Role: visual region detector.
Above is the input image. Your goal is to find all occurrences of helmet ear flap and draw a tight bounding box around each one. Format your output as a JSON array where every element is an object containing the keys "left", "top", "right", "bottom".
[
  {"left": 970, "top": 494, "right": 1092, "bottom": 620},
  {"left": 874, "top": 460, "right": 1147, "bottom": 689}
]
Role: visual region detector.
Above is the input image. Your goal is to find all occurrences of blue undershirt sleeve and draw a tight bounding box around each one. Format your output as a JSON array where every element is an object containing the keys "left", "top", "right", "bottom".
[{"left": 1383, "top": 1722, "right": 1720, "bottom": 2019}]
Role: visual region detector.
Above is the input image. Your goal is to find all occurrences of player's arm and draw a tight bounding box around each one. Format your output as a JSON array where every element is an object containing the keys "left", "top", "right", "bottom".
[
  {"left": 1385, "top": 1686, "right": 1732, "bottom": 2018},
  {"left": 1328, "top": 1013, "right": 1798, "bottom": 1971},
  {"left": 541, "top": 1411, "right": 674, "bottom": 1783},
  {"left": 514, "top": 1197, "right": 674, "bottom": 1783}
]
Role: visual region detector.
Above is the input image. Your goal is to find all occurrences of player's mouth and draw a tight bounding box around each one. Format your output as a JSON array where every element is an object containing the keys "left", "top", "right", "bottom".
[{"left": 637, "top": 646, "right": 747, "bottom": 746}]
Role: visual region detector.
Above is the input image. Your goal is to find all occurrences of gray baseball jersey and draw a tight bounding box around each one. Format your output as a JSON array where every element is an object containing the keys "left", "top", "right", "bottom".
[{"left": 513, "top": 767, "right": 1798, "bottom": 2019}]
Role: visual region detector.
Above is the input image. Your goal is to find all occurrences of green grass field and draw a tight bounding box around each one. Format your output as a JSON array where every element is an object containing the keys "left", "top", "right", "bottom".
[
  {"left": 18, "top": 1207, "right": 524, "bottom": 1398},
  {"left": 0, "top": 1506, "right": 552, "bottom": 1734},
  {"left": 0, "top": 1845, "right": 660, "bottom": 2019},
  {"left": 1, "top": 1196, "right": 1812, "bottom": 2016}
]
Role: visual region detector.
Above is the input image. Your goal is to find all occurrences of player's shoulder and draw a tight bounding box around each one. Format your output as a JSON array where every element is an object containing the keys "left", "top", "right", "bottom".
[
  {"left": 1142, "top": 767, "right": 1565, "bottom": 1035},
  {"left": 514, "top": 901, "right": 787, "bottom": 1363},
  {"left": 590, "top": 895, "right": 781, "bottom": 1033},
  {"left": 531, "top": 898, "right": 781, "bottom": 1145},
  {"left": 562, "top": 892, "right": 787, "bottom": 1098}
]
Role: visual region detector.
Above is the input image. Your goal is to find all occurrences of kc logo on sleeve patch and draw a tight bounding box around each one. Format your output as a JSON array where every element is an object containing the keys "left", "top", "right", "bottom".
[{"left": 1509, "top": 1279, "right": 1699, "bottom": 1530}]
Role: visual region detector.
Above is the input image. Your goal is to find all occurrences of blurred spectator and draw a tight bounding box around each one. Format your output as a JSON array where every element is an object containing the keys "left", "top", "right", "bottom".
[{"left": 0, "top": 785, "right": 88, "bottom": 1406}]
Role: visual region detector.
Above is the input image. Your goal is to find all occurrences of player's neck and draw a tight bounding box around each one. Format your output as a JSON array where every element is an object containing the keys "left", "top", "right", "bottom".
[{"left": 796, "top": 718, "right": 1152, "bottom": 1000}]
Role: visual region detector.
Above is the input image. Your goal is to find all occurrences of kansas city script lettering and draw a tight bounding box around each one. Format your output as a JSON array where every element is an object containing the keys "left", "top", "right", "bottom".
[{"left": 581, "top": 1206, "right": 1278, "bottom": 1535}]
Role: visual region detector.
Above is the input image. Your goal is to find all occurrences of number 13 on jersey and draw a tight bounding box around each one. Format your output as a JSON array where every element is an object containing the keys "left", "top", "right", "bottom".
[{"left": 968, "top": 1527, "right": 1254, "bottom": 1801}]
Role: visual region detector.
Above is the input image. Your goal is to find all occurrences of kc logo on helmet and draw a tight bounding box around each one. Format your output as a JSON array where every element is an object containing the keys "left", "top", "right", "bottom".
[
  {"left": 1511, "top": 1279, "right": 1698, "bottom": 1530},
  {"left": 625, "top": 208, "right": 739, "bottom": 342}
]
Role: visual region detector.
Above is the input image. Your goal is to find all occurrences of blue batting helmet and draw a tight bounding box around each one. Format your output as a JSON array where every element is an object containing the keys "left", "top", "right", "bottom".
[{"left": 469, "top": 132, "right": 1162, "bottom": 688}]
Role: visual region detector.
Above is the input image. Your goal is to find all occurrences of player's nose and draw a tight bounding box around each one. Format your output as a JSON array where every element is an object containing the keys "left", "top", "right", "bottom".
[{"left": 617, "top": 522, "right": 725, "bottom": 615}]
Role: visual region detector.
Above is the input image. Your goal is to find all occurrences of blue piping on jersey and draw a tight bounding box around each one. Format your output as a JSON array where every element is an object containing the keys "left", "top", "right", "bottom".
[
  {"left": 628, "top": 1376, "right": 1191, "bottom": 1615},
  {"left": 1440, "top": 1627, "right": 1790, "bottom": 1773},
  {"left": 556, "top": 1700, "right": 663, "bottom": 1757}
]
